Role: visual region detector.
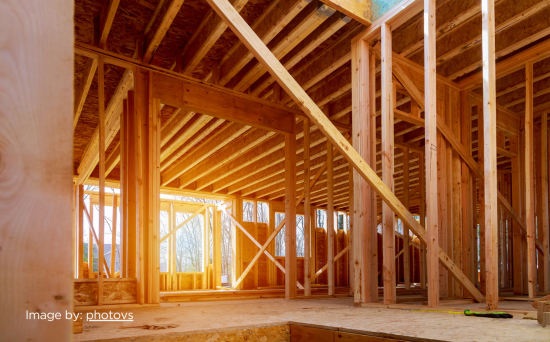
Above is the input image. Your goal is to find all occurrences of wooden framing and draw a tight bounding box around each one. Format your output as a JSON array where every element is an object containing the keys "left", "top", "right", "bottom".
[
  {"left": 381, "top": 22, "right": 396, "bottom": 305},
  {"left": 205, "top": 0, "right": 484, "bottom": 303},
  {"left": 482, "top": 0, "right": 499, "bottom": 310},
  {"left": 58, "top": 0, "right": 550, "bottom": 320},
  {"left": 424, "top": 0, "right": 439, "bottom": 307},
  {"left": 525, "top": 61, "right": 537, "bottom": 298}
]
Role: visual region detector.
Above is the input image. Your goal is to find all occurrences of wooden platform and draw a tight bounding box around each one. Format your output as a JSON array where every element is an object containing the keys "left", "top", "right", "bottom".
[{"left": 74, "top": 297, "right": 546, "bottom": 342}]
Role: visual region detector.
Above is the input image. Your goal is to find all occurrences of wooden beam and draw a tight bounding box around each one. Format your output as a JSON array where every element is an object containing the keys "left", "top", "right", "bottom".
[
  {"left": 251, "top": 14, "right": 350, "bottom": 97},
  {"left": 205, "top": 0, "right": 484, "bottom": 303},
  {"left": 459, "top": 37, "right": 550, "bottom": 91},
  {"left": 525, "top": 61, "right": 537, "bottom": 299},
  {"left": 286, "top": 132, "right": 298, "bottom": 299},
  {"left": 482, "top": 0, "right": 498, "bottom": 311},
  {"left": 218, "top": 0, "right": 309, "bottom": 86},
  {"left": 74, "top": 58, "right": 98, "bottom": 130},
  {"left": 177, "top": 0, "right": 250, "bottom": 75},
  {"left": 233, "top": 1, "right": 336, "bottom": 92},
  {"left": 381, "top": 22, "right": 395, "bottom": 305},
  {"left": 424, "top": 0, "right": 439, "bottom": 308},
  {"left": 152, "top": 72, "right": 297, "bottom": 134},
  {"left": 352, "top": 0, "right": 422, "bottom": 42},
  {"left": 98, "top": 0, "right": 121, "bottom": 48},
  {"left": 143, "top": 0, "right": 185, "bottom": 63},
  {"left": 318, "top": 0, "right": 371, "bottom": 26}
]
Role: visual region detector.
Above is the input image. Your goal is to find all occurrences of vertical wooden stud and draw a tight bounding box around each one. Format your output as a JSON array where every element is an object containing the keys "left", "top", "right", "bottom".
[
  {"left": 285, "top": 133, "right": 297, "bottom": 299},
  {"left": 304, "top": 118, "right": 312, "bottom": 296},
  {"left": 403, "top": 147, "right": 410, "bottom": 290},
  {"left": 381, "top": 22, "right": 396, "bottom": 305},
  {"left": 327, "top": 141, "right": 335, "bottom": 296},
  {"left": 525, "top": 61, "right": 537, "bottom": 298},
  {"left": 98, "top": 57, "right": 105, "bottom": 305},
  {"left": 482, "top": 0, "right": 498, "bottom": 310},
  {"left": 424, "top": 0, "right": 439, "bottom": 307},
  {"left": 542, "top": 112, "right": 550, "bottom": 292}
]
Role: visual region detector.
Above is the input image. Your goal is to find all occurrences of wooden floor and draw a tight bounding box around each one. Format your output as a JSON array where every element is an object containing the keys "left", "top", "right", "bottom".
[{"left": 74, "top": 297, "right": 546, "bottom": 342}]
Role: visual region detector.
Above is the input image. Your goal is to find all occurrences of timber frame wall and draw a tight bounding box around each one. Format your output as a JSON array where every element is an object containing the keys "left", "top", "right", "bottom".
[{"left": 5, "top": 0, "right": 550, "bottom": 338}]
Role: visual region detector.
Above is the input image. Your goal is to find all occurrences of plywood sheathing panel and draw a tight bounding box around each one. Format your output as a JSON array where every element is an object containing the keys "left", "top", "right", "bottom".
[{"left": 103, "top": 280, "right": 138, "bottom": 303}]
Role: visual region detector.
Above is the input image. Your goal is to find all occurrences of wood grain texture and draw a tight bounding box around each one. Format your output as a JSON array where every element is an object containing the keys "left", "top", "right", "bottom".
[
  {"left": 0, "top": 0, "right": 73, "bottom": 339},
  {"left": 482, "top": 0, "right": 499, "bottom": 311}
]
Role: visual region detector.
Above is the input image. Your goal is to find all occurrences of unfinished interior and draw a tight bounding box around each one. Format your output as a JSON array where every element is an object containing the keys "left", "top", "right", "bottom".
[{"left": 3, "top": 0, "right": 550, "bottom": 340}]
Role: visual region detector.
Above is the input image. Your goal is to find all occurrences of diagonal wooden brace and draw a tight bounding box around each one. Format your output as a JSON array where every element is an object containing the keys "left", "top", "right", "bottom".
[
  {"left": 160, "top": 204, "right": 209, "bottom": 243},
  {"left": 83, "top": 206, "right": 112, "bottom": 278},
  {"left": 220, "top": 207, "right": 304, "bottom": 289}
]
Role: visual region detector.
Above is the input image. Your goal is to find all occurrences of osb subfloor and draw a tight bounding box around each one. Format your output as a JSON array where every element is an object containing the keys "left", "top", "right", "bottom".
[{"left": 75, "top": 297, "right": 547, "bottom": 342}]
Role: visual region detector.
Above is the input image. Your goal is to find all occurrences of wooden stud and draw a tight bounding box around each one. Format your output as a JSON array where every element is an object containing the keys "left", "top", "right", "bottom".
[
  {"left": 526, "top": 61, "right": 537, "bottom": 298},
  {"left": 253, "top": 201, "right": 258, "bottom": 289},
  {"left": 285, "top": 133, "right": 297, "bottom": 299},
  {"left": 482, "top": 0, "right": 498, "bottom": 310},
  {"left": 381, "top": 22, "right": 396, "bottom": 305},
  {"left": 403, "top": 147, "right": 410, "bottom": 290},
  {"left": 98, "top": 57, "right": 106, "bottom": 305},
  {"left": 461, "top": 91, "right": 474, "bottom": 285},
  {"left": 111, "top": 194, "right": 118, "bottom": 277},
  {"left": 304, "top": 118, "right": 311, "bottom": 296},
  {"left": 478, "top": 107, "right": 486, "bottom": 295},
  {"left": 369, "top": 47, "right": 379, "bottom": 301},
  {"left": 542, "top": 112, "right": 550, "bottom": 292},
  {"left": 77, "top": 185, "right": 85, "bottom": 279},
  {"left": 424, "top": 0, "right": 439, "bottom": 307},
  {"left": 327, "top": 141, "right": 335, "bottom": 296},
  {"left": 351, "top": 38, "right": 372, "bottom": 303},
  {"left": 214, "top": 208, "right": 222, "bottom": 288}
]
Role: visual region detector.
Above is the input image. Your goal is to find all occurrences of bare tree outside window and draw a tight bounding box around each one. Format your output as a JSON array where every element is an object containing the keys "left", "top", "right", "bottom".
[
  {"left": 274, "top": 213, "right": 304, "bottom": 257},
  {"left": 159, "top": 211, "right": 169, "bottom": 272},
  {"left": 257, "top": 202, "right": 269, "bottom": 223}
]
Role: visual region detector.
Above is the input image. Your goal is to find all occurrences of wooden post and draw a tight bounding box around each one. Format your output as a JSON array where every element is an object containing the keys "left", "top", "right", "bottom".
[
  {"left": 231, "top": 197, "right": 242, "bottom": 289},
  {"left": 461, "top": 91, "right": 473, "bottom": 285},
  {"left": 369, "top": 47, "right": 379, "bottom": 301},
  {"left": 285, "top": 133, "right": 297, "bottom": 299},
  {"left": 478, "top": 107, "right": 486, "bottom": 295},
  {"left": 542, "top": 112, "right": 550, "bottom": 293},
  {"left": 112, "top": 194, "right": 118, "bottom": 277},
  {"left": 134, "top": 68, "right": 161, "bottom": 303},
  {"left": 381, "top": 22, "right": 396, "bottom": 305},
  {"left": 403, "top": 147, "right": 411, "bottom": 290},
  {"left": 125, "top": 91, "right": 139, "bottom": 280},
  {"left": 77, "top": 185, "right": 85, "bottom": 279},
  {"left": 525, "top": 61, "right": 537, "bottom": 298},
  {"left": 253, "top": 201, "right": 258, "bottom": 289},
  {"left": 268, "top": 202, "right": 276, "bottom": 286},
  {"left": 304, "top": 118, "right": 312, "bottom": 296},
  {"left": 89, "top": 204, "right": 94, "bottom": 278},
  {"left": 424, "top": 0, "right": 439, "bottom": 307},
  {"left": 98, "top": 57, "right": 106, "bottom": 305},
  {"left": 204, "top": 208, "right": 209, "bottom": 289},
  {"left": 482, "top": 0, "right": 499, "bottom": 310},
  {"left": 1, "top": 0, "right": 73, "bottom": 336},
  {"left": 327, "top": 141, "right": 335, "bottom": 296},
  {"left": 214, "top": 208, "right": 222, "bottom": 288},
  {"left": 351, "top": 38, "right": 373, "bottom": 303},
  {"left": 419, "top": 152, "right": 427, "bottom": 289}
]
